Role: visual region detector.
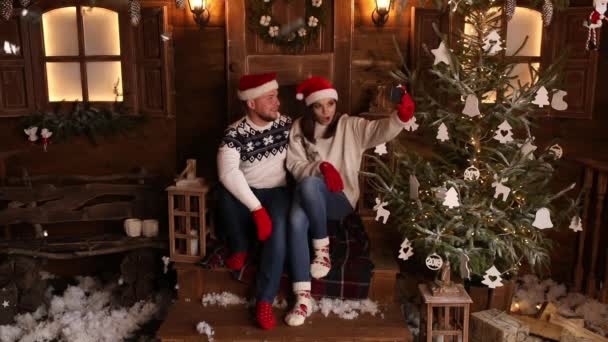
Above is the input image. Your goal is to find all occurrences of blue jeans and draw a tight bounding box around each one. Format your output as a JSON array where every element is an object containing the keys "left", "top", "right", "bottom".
[
  {"left": 288, "top": 176, "right": 353, "bottom": 283},
  {"left": 217, "top": 184, "right": 290, "bottom": 303}
]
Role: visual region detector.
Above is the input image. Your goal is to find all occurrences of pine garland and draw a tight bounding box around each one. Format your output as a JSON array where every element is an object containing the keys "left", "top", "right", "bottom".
[
  {"left": 542, "top": 0, "right": 554, "bottom": 27},
  {"left": 504, "top": 0, "right": 515, "bottom": 22},
  {"left": 367, "top": 1, "right": 578, "bottom": 282},
  {"left": 20, "top": 102, "right": 148, "bottom": 145},
  {"left": 248, "top": 0, "right": 326, "bottom": 52}
]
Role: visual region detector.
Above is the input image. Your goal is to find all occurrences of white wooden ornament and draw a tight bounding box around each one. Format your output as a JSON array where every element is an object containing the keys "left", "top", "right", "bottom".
[
  {"left": 481, "top": 265, "right": 504, "bottom": 288},
  {"left": 435, "top": 186, "right": 448, "bottom": 200},
  {"left": 551, "top": 90, "right": 568, "bottom": 111},
  {"left": 425, "top": 253, "right": 443, "bottom": 271},
  {"left": 373, "top": 197, "right": 390, "bottom": 224},
  {"left": 491, "top": 177, "right": 511, "bottom": 201},
  {"left": 24, "top": 126, "right": 38, "bottom": 142},
  {"left": 437, "top": 123, "right": 450, "bottom": 142},
  {"left": 532, "top": 207, "right": 553, "bottom": 229},
  {"left": 404, "top": 116, "right": 419, "bottom": 131},
  {"left": 518, "top": 138, "right": 538, "bottom": 160},
  {"left": 462, "top": 94, "right": 481, "bottom": 117},
  {"left": 548, "top": 144, "right": 563, "bottom": 159},
  {"left": 409, "top": 174, "right": 420, "bottom": 200},
  {"left": 464, "top": 166, "right": 480, "bottom": 181},
  {"left": 443, "top": 187, "right": 460, "bottom": 208},
  {"left": 532, "top": 86, "right": 550, "bottom": 108},
  {"left": 374, "top": 143, "right": 388, "bottom": 156},
  {"left": 460, "top": 253, "right": 471, "bottom": 279},
  {"left": 569, "top": 215, "right": 583, "bottom": 232},
  {"left": 493, "top": 120, "right": 514, "bottom": 144},
  {"left": 483, "top": 30, "right": 503, "bottom": 55},
  {"left": 431, "top": 41, "right": 451, "bottom": 66},
  {"left": 398, "top": 238, "right": 414, "bottom": 260}
]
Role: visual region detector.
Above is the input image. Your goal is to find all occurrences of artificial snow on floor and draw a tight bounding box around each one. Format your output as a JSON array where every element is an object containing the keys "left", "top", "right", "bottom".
[
  {"left": 200, "top": 291, "right": 380, "bottom": 320},
  {"left": 0, "top": 275, "right": 160, "bottom": 342},
  {"left": 196, "top": 321, "right": 215, "bottom": 342}
]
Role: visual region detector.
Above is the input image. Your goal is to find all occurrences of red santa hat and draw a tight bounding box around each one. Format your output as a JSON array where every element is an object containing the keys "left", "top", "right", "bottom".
[
  {"left": 237, "top": 73, "right": 279, "bottom": 101},
  {"left": 295, "top": 76, "right": 338, "bottom": 106}
]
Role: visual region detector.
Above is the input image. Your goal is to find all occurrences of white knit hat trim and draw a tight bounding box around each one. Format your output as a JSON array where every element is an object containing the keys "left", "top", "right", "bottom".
[
  {"left": 237, "top": 80, "right": 279, "bottom": 101},
  {"left": 304, "top": 88, "right": 338, "bottom": 106}
]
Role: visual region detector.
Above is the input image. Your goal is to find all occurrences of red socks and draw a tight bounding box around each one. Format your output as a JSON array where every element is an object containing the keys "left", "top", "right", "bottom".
[
  {"left": 256, "top": 301, "right": 276, "bottom": 330},
  {"left": 225, "top": 251, "right": 248, "bottom": 270}
]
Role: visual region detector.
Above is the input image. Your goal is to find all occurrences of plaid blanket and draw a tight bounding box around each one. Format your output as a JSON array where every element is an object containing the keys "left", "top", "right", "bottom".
[{"left": 198, "top": 213, "right": 374, "bottom": 300}]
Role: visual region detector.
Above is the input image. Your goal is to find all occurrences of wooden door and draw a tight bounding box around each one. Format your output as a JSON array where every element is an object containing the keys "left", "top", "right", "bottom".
[{"left": 226, "top": 0, "right": 352, "bottom": 122}]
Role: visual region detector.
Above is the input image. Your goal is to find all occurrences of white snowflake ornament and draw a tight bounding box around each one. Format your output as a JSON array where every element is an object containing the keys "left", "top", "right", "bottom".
[
  {"left": 431, "top": 41, "right": 451, "bottom": 66},
  {"left": 425, "top": 253, "right": 443, "bottom": 271},
  {"left": 462, "top": 94, "right": 481, "bottom": 117},
  {"left": 443, "top": 187, "right": 460, "bottom": 209},
  {"left": 437, "top": 123, "right": 449, "bottom": 142},
  {"left": 373, "top": 197, "right": 390, "bottom": 224},
  {"left": 374, "top": 143, "right": 388, "bottom": 156},
  {"left": 548, "top": 144, "right": 563, "bottom": 159},
  {"left": 464, "top": 166, "right": 480, "bottom": 181},
  {"left": 493, "top": 120, "right": 514, "bottom": 144},
  {"left": 24, "top": 126, "right": 38, "bottom": 142},
  {"left": 491, "top": 177, "right": 511, "bottom": 201},
  {"left": 312, "top": 0, "right": 322, "bottom": 7},
  {"left": 297, "top": 28, "right": 307, "bottom": 37},
  {"left": 409, "top": 174, "right": 420, "bottom": 200},
  {"left": 482, "top": 30, "right": 503, "bottom": 55},
  {"left": 532, "top": 207, "right": 553, "bottom": 229},
  {"left": 259, "top": 15, "right": 271, "bottom": 26},
  {"left": 481, "top": 265, "right": 504, "bottom": 288},
  {"left": 398, "top": 238, "right": 414, "bottom": 260},
  {"left": 404, "top": 116, "right": 419, "bottom": 131},
  {"left": 268, "top": 26, "right": 279, "bottom": 37},
  {"left": 308, "top": 16, "right": 319, "bottom": 27},
  {"left": 569, "top": 215, "right": 583, "bottom": 232},
  {"left": 551, "top": 90, "right": 568, "bottom": 111},
  {"left": 532, "top": 86, "right": 550, "bottom": 108}
]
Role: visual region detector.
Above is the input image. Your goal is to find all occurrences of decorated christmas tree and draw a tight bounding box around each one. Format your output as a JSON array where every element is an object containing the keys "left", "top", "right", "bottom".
[{"left": 365, "top": 0, "right": 580, "bottom": 287}]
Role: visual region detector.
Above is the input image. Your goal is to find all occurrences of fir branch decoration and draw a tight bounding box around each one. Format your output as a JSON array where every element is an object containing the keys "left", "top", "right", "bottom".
[
  {"left": 365, "top": 1, "right": 579, "bottom": 283},
  {"left": 248, "top": 0, "right": 325, "bottom": 52},
  {"left": 20, "top": 102, "right": 148, "bottom": 145}
]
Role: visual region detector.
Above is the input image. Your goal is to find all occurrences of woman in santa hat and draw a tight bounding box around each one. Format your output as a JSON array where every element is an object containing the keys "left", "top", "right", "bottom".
[{"left": 284, "top": 76, "right": 415, "bottom": 326}]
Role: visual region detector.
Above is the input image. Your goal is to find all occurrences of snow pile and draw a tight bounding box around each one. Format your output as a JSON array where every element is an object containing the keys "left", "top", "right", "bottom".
[
  {"left": 512, "top": 274, "right": 608, "bottom": 336},
  {"left": 201, "top": 292, "right": 248, "bottom": 307},
  {"left": 0, "top": 276, "right": 158, "bottom": 342},
  {"left": 196, "top": 321, "right": 214, "bottom": 341},
  {"left": 312, "top": 298, "right": 379, "bottom": 320}
]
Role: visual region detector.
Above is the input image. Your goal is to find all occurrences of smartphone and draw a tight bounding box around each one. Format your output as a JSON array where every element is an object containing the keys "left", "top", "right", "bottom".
[{"left": 390, "top": 85, "right": 405, "bottom": 104}]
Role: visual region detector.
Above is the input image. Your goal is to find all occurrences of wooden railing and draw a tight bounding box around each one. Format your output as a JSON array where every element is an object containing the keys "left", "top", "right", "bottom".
[{"left": 573, "top": 158, "right": 608, "bottom": 303}]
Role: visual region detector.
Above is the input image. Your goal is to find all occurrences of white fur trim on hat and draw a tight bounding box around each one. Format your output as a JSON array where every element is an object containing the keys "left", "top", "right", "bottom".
[
  {"left": 237, "top": 80, "right": 279, "bottom": 101},
  {"left": 296, "top": 93, "right": 304, "bottom": 100},
  {"left": 304, "top": 88, "right": 338, "bottom": 106}
]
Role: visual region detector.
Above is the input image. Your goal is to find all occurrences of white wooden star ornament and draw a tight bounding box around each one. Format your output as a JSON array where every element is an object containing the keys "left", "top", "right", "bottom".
[
  {"left": 374, "top": 143, "right": 388, "bottom": 156},
  {"left": 398, "top": 238, "right": 414, "bottom": 260},
  {"left": 482, "top": 266, "right": 504, "bottom": 288},
  {"left": 2, "top": 300, "right": 9, "bottom": 308},
  {"left": 431, "top": 41, "right": 451, "bottom": 66},
  {"left": 532, "top": 207, "right": 553, "bottom": 229}
]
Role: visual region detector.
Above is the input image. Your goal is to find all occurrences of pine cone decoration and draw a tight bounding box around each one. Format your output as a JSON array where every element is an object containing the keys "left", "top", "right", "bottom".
[
  {"left": 542, "top": 0, "right": 554, "bottom": 27},
  {"left": 129, "top": 0, "right": 141, "bottom": 26},
  {"left": 19, "top": 0, "right": 29, "bottom": 8},
  {"left": 176, "top": 0, "right": 185, "bottom": 9},
  {"left": 0, "top": 0, "right": 13, "bottom": 21},
  {"left": 504, "top": 0, "right": 515, "bottom": 22}
]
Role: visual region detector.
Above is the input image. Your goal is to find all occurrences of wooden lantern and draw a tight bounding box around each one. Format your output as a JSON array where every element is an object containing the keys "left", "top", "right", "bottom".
[
  {"left": 166, "top": 183, "right": 208, "bottom": 263},
  {"left": 419, "top": 283, "right": 473, "bottom": 342}
]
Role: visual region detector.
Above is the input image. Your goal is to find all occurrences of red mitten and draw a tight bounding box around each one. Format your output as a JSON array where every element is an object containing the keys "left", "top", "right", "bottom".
[
  {"left": 319, "top": 162, "right": 344, "bottom": 192},
  {"left": 252, "top": 207, "right": 272, "bottom": 241},
  {"left": 397, "top": 87, "right": 415, "bottom": 122}
]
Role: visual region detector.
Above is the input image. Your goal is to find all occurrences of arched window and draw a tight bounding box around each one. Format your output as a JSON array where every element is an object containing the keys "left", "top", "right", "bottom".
[{"left": 42, "top": 6, "right": 123, "bottom": 102}]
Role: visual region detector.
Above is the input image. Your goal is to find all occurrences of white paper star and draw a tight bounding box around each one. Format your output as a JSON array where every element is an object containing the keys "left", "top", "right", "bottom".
[
  {"left": 374, "top": 143, "right": 388, "bottom": 156},
  {"left": 2, "top": 300, "right": 9, "bottom": 308},
  {"left": 431, "top": 41, "right": 451, "bottom": 66}
]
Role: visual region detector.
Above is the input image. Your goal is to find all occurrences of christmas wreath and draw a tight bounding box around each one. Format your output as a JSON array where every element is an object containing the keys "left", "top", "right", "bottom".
[{"left": 249, "top": 0, "right": 326, "bottom": 51}]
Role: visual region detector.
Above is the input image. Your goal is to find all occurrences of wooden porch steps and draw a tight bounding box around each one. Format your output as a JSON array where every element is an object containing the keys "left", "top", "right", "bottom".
[{"left": 157, "top": 301, "right": 412, "bottom": 341}]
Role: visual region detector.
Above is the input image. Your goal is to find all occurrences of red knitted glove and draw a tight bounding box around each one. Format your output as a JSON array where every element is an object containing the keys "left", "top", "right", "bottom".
[
  {"left": 252, "top": 207, "right": 272, "bottom": 241},
  {"left": 319, "top": 162, "right": 344, "bottom": 192},
  {"left": 397, "top": 87, "right": 415, "bottom": 122}
]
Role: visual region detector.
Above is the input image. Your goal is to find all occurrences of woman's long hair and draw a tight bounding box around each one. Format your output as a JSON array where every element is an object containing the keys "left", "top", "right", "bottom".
[{"left": 300, "top": 102, "right": 341, "bottom": 144}]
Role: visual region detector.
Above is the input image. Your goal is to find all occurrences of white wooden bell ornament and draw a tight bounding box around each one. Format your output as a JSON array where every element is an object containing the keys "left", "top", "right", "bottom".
[{"left": 532, "top": 207, "right": 553, "bottom": 229}]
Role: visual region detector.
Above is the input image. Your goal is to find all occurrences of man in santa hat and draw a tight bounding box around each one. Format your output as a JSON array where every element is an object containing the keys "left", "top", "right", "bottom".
[{"left": 216, "top": 72, "right": 291, "bottom": 330}]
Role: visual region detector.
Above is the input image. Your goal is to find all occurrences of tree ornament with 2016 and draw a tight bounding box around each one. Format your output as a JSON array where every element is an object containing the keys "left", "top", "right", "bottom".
[
  {"left": 481, "top": 265, "right": 504, "bottom": 288},
  {"left": 493, "top": 120, "right": 514, "bottom": 144},
  {"left": 533, "top": 207, "right": 553, "bottom": 229},
  {"left": 585, "top": 0, "right": 608, "bottom": 50},
  {"left": 373, "top": 197, "right": 390, "bottom": 224},
  {"left": 425, "top": 253, "right": 443, "bottom": 271},
  {"left": 398, "top": 238, "right": 414, "bottom": 261}
]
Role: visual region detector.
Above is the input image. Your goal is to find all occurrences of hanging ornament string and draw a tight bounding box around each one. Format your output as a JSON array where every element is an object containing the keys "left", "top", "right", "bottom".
[{"left": 249, "top": 0, "right": 326, "bottom": 51}]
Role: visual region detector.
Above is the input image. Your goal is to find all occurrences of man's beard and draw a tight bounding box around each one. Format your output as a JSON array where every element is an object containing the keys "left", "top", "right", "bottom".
[{"left": 257, "top": 110, "right": 278, "bottom": 122}]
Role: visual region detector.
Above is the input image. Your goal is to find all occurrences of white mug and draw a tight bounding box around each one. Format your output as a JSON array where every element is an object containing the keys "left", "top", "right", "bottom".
[
  {"left": 124, "top": 218, "right": 142, "bottom": 237},
  {"left": 142, "top": 219, "right": 159, "bottom": 237}
]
